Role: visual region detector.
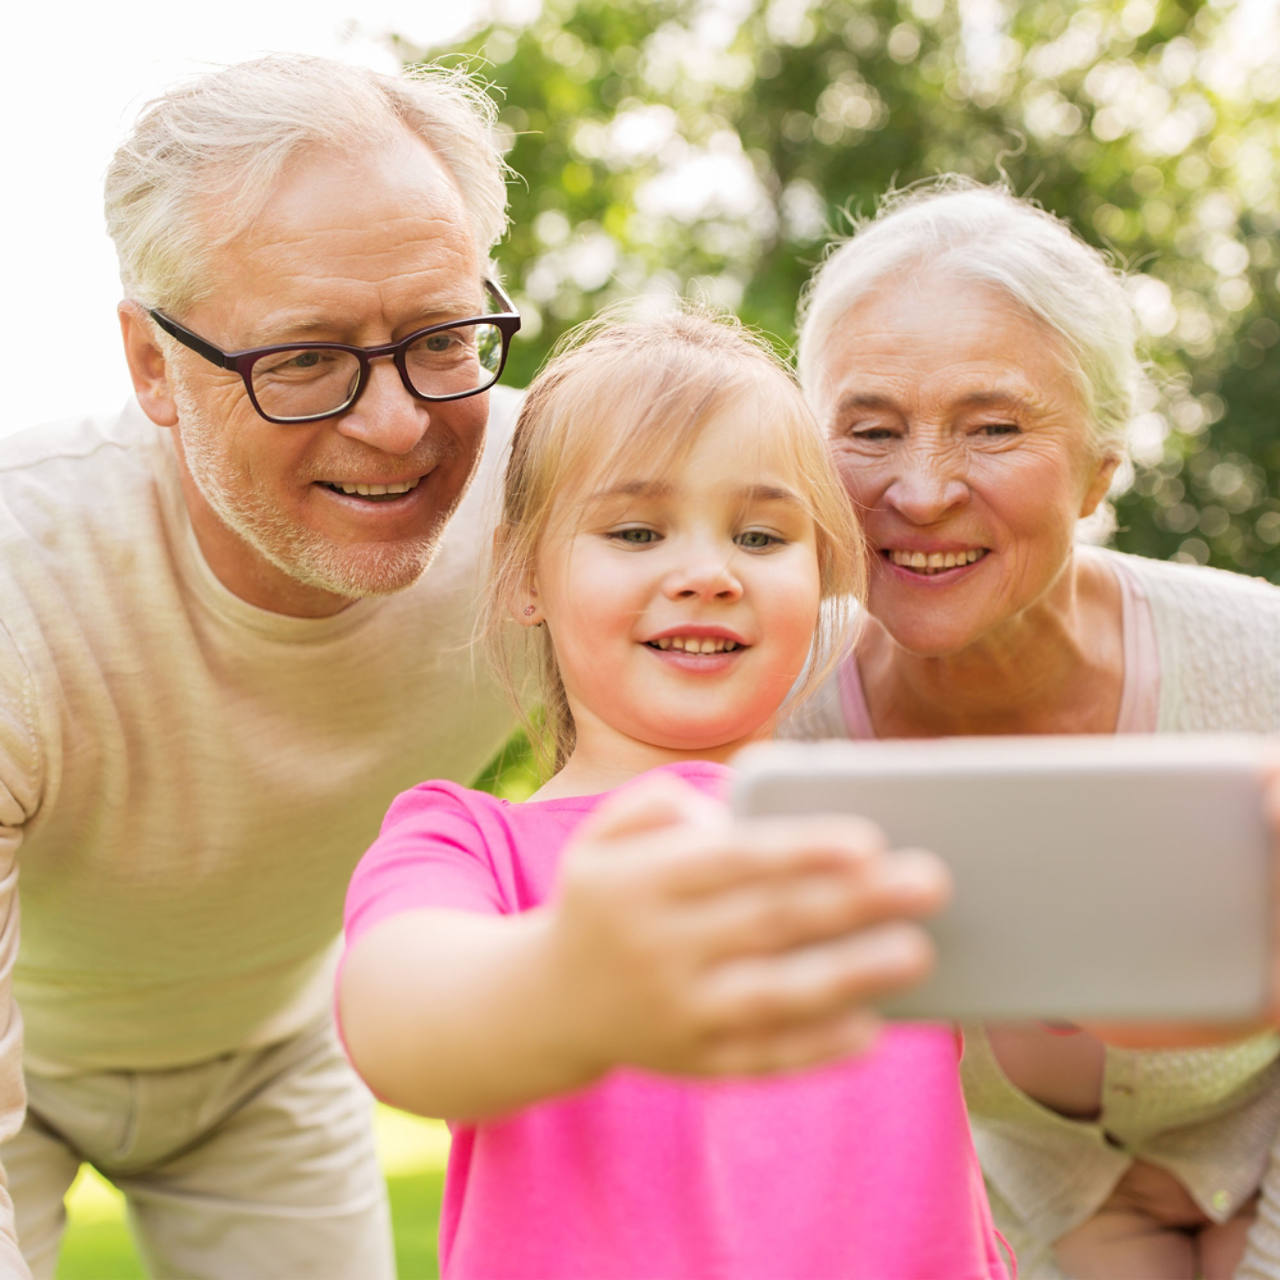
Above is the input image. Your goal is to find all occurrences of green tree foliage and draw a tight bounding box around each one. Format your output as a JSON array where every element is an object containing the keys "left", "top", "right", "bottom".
[{"left": 394, "top": 0, "right": 1280, "bottom": 577}]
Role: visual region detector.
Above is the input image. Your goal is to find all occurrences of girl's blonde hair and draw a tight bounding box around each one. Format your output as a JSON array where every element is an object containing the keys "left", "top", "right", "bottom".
[{"left": 483, "top": 304, "right": 865, "bottom": 776}]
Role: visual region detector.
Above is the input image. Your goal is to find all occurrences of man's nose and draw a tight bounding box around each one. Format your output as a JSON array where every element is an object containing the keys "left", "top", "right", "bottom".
[
  {"left": 884, "top": 445, "right": 969, "bottom": 523},
  {"left": 333, "top": 358, "right": 431, "bottom": 455}
]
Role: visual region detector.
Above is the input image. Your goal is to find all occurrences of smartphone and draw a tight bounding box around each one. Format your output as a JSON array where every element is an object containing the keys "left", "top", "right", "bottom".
[{"left": 731, "top": 734, "right": 1272, "bottom": 1022}]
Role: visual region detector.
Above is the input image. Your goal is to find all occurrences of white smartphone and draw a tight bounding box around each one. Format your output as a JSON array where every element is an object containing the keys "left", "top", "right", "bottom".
[{"left": 731, "top": 734, "right": 1273, "bottom": 1022}]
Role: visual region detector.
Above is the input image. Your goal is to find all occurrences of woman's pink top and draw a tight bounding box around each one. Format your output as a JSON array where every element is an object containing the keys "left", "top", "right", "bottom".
[{"left": 343, "top": 760, "right": 1011, "bottom": 1279}]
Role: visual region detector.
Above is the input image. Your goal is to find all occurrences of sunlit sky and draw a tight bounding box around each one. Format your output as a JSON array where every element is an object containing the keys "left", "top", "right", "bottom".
[{"left": 2, "top": 0, "right": 1277, "bottom": 436}]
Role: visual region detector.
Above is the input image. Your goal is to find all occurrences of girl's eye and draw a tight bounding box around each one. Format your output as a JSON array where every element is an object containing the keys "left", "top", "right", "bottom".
[
  {"left": 736, "top": 529, "right": 780, "bottom": 551},
  {"left": 607, "top": 527, "right": 659, "bottom": 545}
]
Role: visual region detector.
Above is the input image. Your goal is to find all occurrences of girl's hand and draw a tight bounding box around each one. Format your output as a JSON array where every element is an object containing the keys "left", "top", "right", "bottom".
[{"left": 541, "top": 775, "right": 951, "bottom": 1079}]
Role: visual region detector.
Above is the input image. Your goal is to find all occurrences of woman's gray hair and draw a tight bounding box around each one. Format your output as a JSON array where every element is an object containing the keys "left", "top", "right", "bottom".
[
  {"left": 105, "top": 54, "right": 510, "bottom": 312},
  {"left": 797, "top": 176, "right": 1139, "bottom": 457}
]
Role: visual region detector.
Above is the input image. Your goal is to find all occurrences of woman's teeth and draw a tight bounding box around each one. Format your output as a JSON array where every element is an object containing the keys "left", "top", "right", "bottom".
[
  {"left": 650, "top": 637, "right": 741, "bottom": 653},
  {"left": 888, "top": 548, "right": 985, "bottom": 574}
]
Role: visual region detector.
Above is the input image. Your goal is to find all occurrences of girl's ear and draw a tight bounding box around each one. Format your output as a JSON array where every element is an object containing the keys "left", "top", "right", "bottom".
[
  {"left": 493, "top": 525, "right": 543, "bottom": 626},
  {"left": 515, "top": 582, "right": 542, "bottom": 627}
]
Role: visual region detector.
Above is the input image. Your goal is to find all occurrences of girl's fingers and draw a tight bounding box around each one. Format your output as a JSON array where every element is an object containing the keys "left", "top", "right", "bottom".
[
  {"left": 694, "top": 920, "right": 938, "bottom": 1039},
  {"left": 686, "top": 847, "right": 950, "bottom": 961},
  {"left": 642, "top": 814, "right": 897, "bottom": 900}
]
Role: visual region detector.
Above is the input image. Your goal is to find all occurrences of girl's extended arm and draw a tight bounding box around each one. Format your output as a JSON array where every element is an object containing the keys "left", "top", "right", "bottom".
[{"left": 339, "top": 775, "right": 950, "bottom": 1121}]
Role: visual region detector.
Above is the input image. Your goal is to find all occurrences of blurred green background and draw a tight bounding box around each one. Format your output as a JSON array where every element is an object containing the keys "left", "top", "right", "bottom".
[
  {"left": 396, "top": 0, "right": 1280, "bottom": 580},
  {"left": 57, "top": 0, "right": 1279, "bottom": 1275}
]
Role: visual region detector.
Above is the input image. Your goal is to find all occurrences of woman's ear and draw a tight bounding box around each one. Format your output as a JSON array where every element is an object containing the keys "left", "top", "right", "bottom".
[
  {"left": 119, "top": 301, "right": 179, "bottom": 428},
  {"left": 1080, "top": 451, "right": 1121, "bottom": 519}
]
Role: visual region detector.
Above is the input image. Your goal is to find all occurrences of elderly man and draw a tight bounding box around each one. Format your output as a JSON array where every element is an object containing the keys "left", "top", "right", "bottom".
[{"left": 0, "top": 55, "right": 522, "bottom": 1279}]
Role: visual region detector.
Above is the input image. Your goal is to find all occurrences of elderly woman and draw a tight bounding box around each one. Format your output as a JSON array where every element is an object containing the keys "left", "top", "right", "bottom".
[{"left": 788, "top": 178, "right": 1280, "bottom": 1279}]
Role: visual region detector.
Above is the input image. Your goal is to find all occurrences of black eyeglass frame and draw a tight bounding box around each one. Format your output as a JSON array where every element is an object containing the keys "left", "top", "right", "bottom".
[{"left": 148, "top": 279, "right": 521, "bottom": 425}]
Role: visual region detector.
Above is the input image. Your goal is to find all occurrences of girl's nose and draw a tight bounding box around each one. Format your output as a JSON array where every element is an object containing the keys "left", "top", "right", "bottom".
[{"left": 662, "top": 548, "right": 744, "bottom": 601}]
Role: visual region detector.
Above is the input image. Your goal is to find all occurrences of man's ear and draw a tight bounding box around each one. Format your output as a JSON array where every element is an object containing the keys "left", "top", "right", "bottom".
[
  {"left": 1080, "top": 450, "right": 1121, "bottom": 519},
  {"left": 118, "top": 302, "right": 179, "bottom": 428}
]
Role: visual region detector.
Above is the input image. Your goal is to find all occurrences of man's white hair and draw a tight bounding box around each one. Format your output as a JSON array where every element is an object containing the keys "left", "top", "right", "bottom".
[
  {"left": 797, "top": 176, "right": 1140, "bottom": 457},
  {"left": 105, "top": 54, "right": 510, "bottom": 311}
]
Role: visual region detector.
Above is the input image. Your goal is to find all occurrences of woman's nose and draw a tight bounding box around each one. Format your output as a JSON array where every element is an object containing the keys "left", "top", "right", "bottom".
[{"left": 884, "top": 446, "right": 969, "bottom": 523}]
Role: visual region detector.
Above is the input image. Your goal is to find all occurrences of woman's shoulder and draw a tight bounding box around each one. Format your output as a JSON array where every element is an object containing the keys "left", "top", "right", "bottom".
[
  {"left": 1103, "top": 547, "right": 1280, "bottom": 625},
  {"left": 1098, "top": 548, "right": 1280, "bottom": 729}
]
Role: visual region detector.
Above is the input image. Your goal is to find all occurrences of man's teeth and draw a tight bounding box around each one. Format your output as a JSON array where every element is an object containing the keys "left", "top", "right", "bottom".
[
  {"left": 888, "top": 548, "right": 985, "bottom": 573},
  {"left": 651, "top": 636, "right": 741, "bottom": 653},
  {"left": 330, "top": 479, "right": 419, "bottom": 497}
]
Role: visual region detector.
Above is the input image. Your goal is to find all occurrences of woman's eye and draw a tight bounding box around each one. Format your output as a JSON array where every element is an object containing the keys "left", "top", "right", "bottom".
[
  {"left": 975, "top": 421, "right": 1020, "bottom": 437},
  {"left": 736, "top": 529, "right": 780, "bottom": 550}
]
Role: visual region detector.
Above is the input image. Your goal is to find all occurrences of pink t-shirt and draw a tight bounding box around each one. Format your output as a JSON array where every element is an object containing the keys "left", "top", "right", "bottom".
[{"left": 343, "top": 761, "right": 1010, "bottom": 1279}]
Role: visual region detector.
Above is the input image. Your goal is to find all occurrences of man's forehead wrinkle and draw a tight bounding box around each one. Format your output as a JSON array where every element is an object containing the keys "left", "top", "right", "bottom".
[
  {"left": 203, "top": 200, "right": 483, "bottom": 347},
  {"left": 230, "top": 205, "right": 475, "bottom": 277}
]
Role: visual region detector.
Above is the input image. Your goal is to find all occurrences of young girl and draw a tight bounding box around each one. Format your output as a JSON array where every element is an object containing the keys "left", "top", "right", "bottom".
[{"left": 338, "top": 309, "right": 1011, "bottom": 1278}]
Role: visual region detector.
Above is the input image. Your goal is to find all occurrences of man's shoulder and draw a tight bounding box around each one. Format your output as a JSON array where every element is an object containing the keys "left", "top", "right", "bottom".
[
  {"left": 470, "top": 382, "right": 521, "bottom": 496},
  {"left": 0, "top": 400, "right": 165, "bottom": 500},
  {"left": 0, "top": 400, "right": 172, "bottom": 577},
  {"left": 422, "top": 383, "right": 522, "bottom": 563},
  {"left": 486, "top": 382, "right": 523, "bottom": 443}
]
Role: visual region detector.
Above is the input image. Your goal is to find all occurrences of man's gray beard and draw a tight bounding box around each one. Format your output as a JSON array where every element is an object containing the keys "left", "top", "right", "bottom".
[{"left": 172, "top": 386, "right": 445, "bottom": 601}]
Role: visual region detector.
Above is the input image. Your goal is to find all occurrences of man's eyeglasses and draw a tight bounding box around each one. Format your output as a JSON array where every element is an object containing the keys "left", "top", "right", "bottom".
[{"left": 148, "top": 279, "right": 521, "bottom": 425}]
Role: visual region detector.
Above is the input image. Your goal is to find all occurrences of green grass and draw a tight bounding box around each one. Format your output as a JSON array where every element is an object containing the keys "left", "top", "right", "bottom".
[{"left": 54, "top": 1109, "right": 449, "bottom": 1280}]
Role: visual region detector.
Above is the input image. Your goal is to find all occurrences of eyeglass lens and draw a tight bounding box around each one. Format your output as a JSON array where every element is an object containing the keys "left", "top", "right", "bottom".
[{"left": 249, "top": 321, "right": 506, "bottom": 421}]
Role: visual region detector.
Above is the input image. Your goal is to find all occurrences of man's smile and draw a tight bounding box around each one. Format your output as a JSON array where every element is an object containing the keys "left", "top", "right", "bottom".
[{"left": 319, "top": 477, "right": 424, "bottom": 502}]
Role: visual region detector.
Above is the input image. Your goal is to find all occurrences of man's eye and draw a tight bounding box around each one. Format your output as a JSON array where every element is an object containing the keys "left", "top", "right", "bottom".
[
  {"left": 259, "top": 350, "right": 333, "bottom": 377},
  {"left": 975, "top": 422, "right": 1020, "bottom": 437},
  {"left": 424, "top": 331, "right": 465, "bottom": 353},
  {"left": 846, "top": 425, "right": 896, "bottom": 441}
]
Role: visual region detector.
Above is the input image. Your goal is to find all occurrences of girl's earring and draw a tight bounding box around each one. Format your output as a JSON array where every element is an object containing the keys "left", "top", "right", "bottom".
[{"left": 523, "top": 605, "right": 536, "bottom": 617}]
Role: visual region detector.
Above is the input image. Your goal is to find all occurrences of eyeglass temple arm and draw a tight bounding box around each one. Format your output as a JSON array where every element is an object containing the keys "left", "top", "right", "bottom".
[
  {"left": 484, "top": 278, "right": 519, "bottom": 319},
  {"left": 148, "top": 309, "right": 236, "bottom": 369}
]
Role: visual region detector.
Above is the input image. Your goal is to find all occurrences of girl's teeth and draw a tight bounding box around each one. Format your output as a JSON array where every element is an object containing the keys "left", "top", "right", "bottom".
[{"left": 654, "top": 637, "right": 739, "bottom": 653}]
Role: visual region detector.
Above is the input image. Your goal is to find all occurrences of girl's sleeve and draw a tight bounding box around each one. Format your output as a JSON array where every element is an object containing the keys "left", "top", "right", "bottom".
[{"left": 343, "top": 782, "right": 508, "bottom": 947}]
